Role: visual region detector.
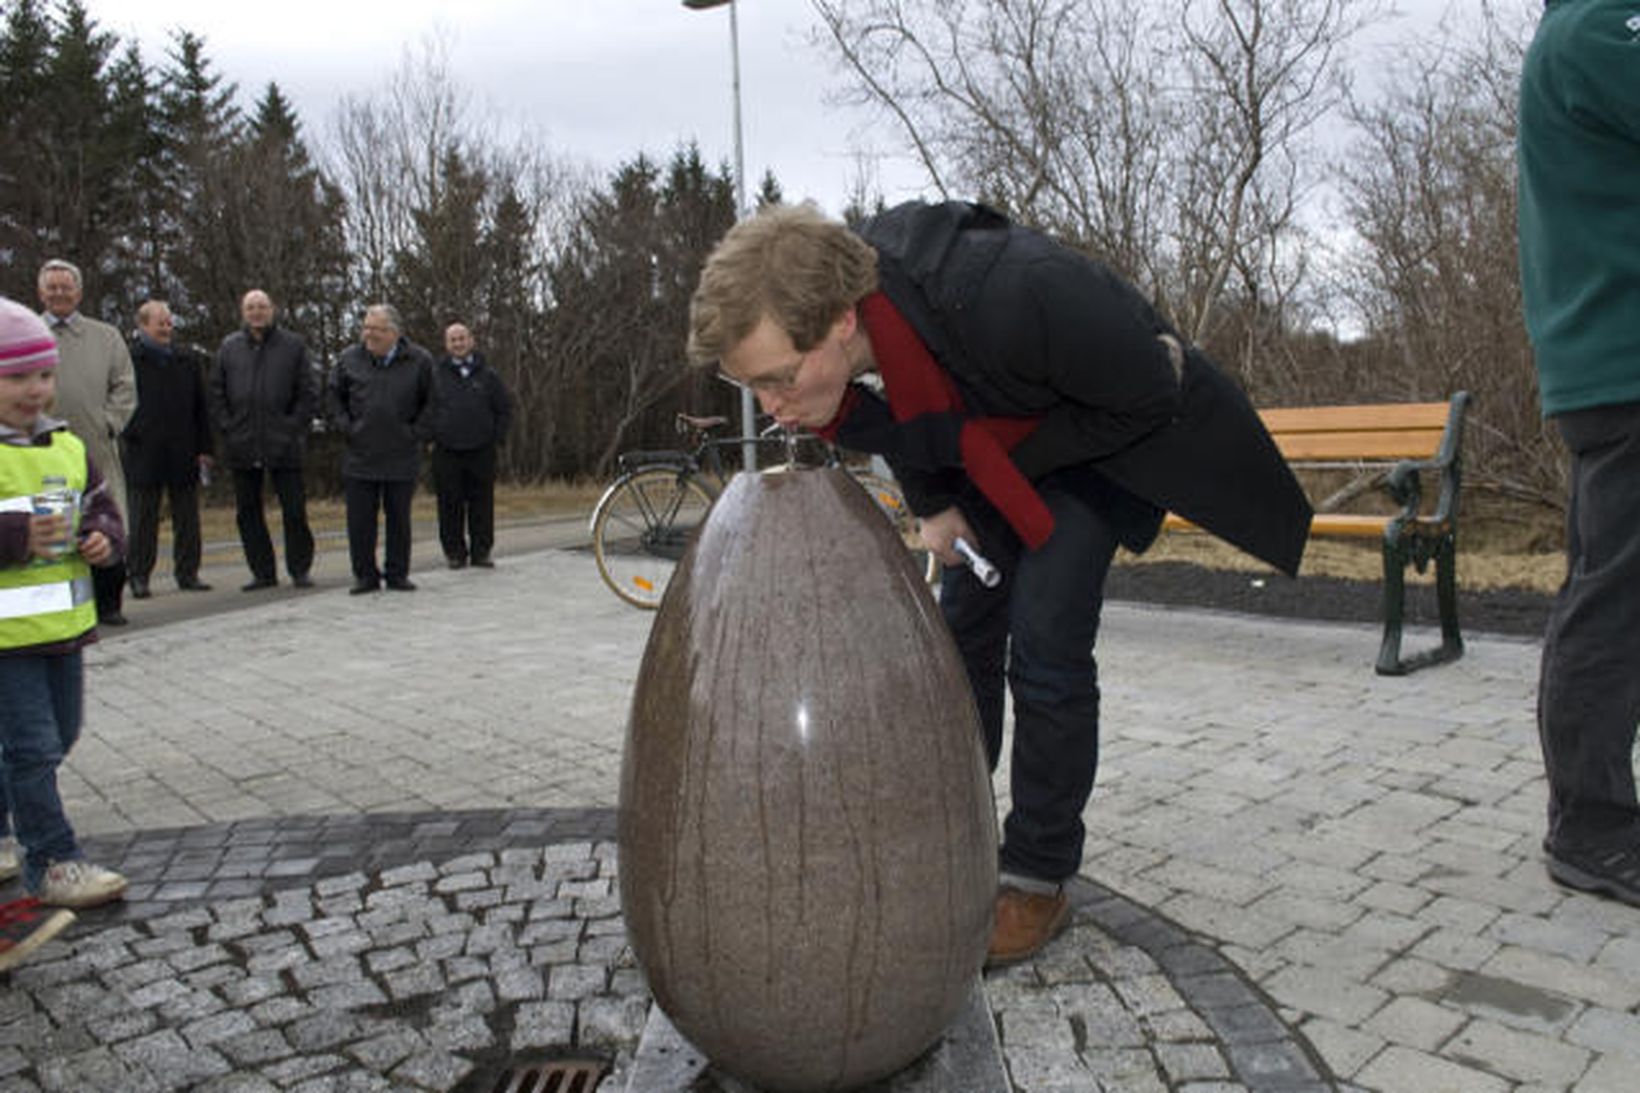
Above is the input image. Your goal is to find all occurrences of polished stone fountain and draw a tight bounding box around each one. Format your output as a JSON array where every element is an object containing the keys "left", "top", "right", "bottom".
[{"left": 619, "top": 466, "right": 999, "bottom": 1092}]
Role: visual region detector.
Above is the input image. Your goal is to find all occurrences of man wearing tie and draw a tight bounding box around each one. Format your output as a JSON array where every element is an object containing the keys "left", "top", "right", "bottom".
[{"left": 430, "top": 322, "right": 512, "bottom": 569}]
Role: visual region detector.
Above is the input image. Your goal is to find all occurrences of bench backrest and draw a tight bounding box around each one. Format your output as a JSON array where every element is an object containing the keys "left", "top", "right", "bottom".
[{"left": 1258, "top": 402, "right": 1452, "bottom": 463}]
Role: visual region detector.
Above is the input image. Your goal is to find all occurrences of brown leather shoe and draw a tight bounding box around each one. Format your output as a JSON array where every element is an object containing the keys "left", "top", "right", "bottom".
[{"left": 986, "top": 886, "right": 1070, "bottom": 967}]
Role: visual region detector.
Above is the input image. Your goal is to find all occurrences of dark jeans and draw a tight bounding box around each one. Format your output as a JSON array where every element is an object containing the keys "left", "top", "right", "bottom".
[
  {"left": 127, "top": 480, "right": 202, "bottom": 583},
  {"left": 0, "top": 653, "right": 86, "bottom": 891},
  {"left": 1539, "top": 401, "right": 1640, "bottom": 853},
  {"left": 433, "top": 445, "right": 497, "bottom": 562},
  {"left": 233, "top": 466, "right": 314, "bottom": 581},
  {"left": 939, "top": 465, "right": 1119, "bottom": 883},
  {"left": 345, "top": 476, "right": 416, "bottom": 582}
]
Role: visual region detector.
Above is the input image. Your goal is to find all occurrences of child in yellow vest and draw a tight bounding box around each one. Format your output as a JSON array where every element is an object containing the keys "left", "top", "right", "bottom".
[{"left": 0, "top": 296, "right": 128, "bottom": 926}]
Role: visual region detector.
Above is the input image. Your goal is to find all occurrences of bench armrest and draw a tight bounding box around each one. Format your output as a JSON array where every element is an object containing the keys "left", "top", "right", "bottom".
[{"left": 1385, "top": 391, "right": 1471, "bottom": 529}]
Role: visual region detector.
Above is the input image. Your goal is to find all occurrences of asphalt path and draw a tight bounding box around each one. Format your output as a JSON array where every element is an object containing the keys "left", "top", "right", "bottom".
[{"left": 98, "top": 511, "right": 595, "bottom": 634}]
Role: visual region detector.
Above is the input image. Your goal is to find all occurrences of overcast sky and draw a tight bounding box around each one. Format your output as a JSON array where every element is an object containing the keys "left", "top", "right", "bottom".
[
  {"left": 113, "top": 0, "right": 927, "bottom": 217},
  {"left": 109, "top": 0, "right": 1492, "bottom": 224}
]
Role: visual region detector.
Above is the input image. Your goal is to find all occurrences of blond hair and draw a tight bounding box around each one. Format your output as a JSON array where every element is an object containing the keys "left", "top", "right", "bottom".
[{"left": 687, "top": 203, "right": 878, "bottom": 366}]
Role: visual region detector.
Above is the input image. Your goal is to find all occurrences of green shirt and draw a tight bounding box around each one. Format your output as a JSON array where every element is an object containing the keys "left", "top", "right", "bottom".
[{"left": 1517, "top": 0, "right": 1640, "bottom": 416}]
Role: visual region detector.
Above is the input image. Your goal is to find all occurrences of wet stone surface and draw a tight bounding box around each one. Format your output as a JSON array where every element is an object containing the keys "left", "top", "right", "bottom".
[{"left": 0, "top": 809, "right": 1333, "bottom": 1092}]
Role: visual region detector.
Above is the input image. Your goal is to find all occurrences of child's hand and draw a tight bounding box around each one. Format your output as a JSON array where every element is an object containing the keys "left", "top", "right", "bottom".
[
  {"left": 27, "top": 513, "right": 67, "bottom": 560},
  {"left": 77, "top": 530, "right": 112, "bottom": 566}
]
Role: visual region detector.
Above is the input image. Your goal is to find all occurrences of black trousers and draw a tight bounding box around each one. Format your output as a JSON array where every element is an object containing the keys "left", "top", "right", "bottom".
[
  {"left": 938, "top": 465, "right": 1119, "bottom": 884},
  {"left": 127, "top": 480, "right": 202, "bottom": 583},
  {"left": 433, "top": 445, "right": 497, "bottom": 563},
  {"left": 93, "top": 558, "right": 124, "bottom": 617},
  {"left": 1539, "top": 401, "right": 1640, "bottom": 853},
  {"left": 344, "top": 476, "right": 415, "bottom": 582},
  {"left": 232, "top": 466, "right": 314, "bottom": 581}
]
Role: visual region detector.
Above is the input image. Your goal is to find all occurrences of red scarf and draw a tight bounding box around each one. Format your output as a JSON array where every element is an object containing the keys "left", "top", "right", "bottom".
[{"left": 823, "top": 292, "right": 1054, "bottom": 549}]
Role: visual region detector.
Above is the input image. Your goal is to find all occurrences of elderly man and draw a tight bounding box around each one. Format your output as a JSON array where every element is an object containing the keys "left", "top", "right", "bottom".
[
  {"left": 210, "top": 290, "right": 317, "bottom": 592},
  {"left": 37, "top": 259, "right": 136, "bottom": 626},
  {"left": 431, "top": 322, "right": 512, "bottom": 569},
  {"left": 123, "top": 301, "right": 213, "bottom": 598},
  {"left": 327, "top": 304, "right": 434, "bottom": 594}
]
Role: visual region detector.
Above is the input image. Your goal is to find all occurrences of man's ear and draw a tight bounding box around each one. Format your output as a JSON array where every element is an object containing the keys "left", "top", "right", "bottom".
[{"left": 833, "top": 307, "right": 858, "bottom": 343}]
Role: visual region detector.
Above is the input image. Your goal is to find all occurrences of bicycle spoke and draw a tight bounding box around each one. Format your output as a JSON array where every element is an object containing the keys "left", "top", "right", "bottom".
[{"left": 593, "top": 468, "right": 715, "bottom": 609}]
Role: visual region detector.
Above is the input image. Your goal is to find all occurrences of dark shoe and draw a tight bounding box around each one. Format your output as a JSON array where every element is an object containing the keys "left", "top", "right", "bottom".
[
  {"left": 349, "top": 579, "right": 381, "bottom": 595},
  {"left": 471, "top": 555, "right": 494, "bottom": 568},
  {"left": 385, "top": 578, "right": 417, "bottom": 592},
  {"left": 291, "top": 574, "right": 314, "bottom": 589},
  {"left": 241, "top": 577, "right": 277, "bottom": 592},
  {"left": 985, "top": 886, "right": 1070, "bottom": 967},
  {"left": 128, "top": 576, "right": 151, "bottom": 599},
  {"left": 446, "top": 556, "right": 467, "bottom": 570},
  {"left": 177, "top": 577, "right": 212, "bottom": 592},
  {"left": 99, "top": 610, "right": 128, "bottom": 627},
  {"left": 1545, "top": 841, "right": 1640, "bottom": 907}
]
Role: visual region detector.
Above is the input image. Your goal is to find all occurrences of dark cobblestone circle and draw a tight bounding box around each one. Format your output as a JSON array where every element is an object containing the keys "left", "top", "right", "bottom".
[{"left": 0, "top": 809, "right": 1332, "bottom": 1092}]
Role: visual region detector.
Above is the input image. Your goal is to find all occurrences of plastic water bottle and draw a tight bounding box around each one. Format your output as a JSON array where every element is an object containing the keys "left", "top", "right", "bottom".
[{"left": 32, "top": 475, "right": 77, "bottom": 558}]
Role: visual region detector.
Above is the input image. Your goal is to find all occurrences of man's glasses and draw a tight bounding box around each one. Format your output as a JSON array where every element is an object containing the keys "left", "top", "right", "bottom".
[{"left": 717, "top": 351, "right": 808, "bottom": 394}]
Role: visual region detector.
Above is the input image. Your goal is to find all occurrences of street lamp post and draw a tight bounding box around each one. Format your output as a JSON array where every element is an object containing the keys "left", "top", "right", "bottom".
[{"left": 683, "top": 0, "right": 759, "bottom": 473}]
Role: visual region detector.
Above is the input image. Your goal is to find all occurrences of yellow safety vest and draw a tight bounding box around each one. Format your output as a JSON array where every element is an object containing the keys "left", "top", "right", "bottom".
[{"left": 0, "top": 432, "right": 97, "bottom": 649}]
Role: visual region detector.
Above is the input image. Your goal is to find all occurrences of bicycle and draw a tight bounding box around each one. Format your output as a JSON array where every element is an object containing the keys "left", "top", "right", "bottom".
[{"left": 590, "top": 413, "right": 938, "bottom": 609}]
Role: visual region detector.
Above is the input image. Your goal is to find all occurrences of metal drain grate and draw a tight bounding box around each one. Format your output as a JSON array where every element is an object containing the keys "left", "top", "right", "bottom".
[{"left": 491, "top": 1058, "right": 609, "bottom": 1093}]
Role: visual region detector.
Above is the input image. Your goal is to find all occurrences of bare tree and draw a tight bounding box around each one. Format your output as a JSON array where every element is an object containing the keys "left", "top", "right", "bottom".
[
  {"left": 1335, "top": 4, "right": 1553, "bottom": 504},
  {"left": 812, "top": 0, "right": 1376, "bottom": 375}
]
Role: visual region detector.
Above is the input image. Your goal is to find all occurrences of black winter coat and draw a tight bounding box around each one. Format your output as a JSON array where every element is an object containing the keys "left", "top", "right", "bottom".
[
  {"left": 327, "top": 339, "right": 435, "bottom": 481},
  {"left": 846, "top": 200, "right": 1312, "bottom": 576},
  {"left": 210, "top": 324, "right": 318, "bottom": 471},
  {"left": 122, "top": 337, "right": 212, "bottom": 488},
  {"left": 431, "top": 353, "right": 512, "bottom": 451}
]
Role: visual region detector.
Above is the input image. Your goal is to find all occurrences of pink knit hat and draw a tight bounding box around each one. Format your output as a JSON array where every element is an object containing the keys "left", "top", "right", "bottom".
[{"left": 0, "top": 296, "right": 59, "bottom": 376}]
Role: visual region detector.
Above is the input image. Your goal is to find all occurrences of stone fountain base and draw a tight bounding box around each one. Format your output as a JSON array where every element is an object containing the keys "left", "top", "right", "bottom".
[{"left": 624, "top": 977, "right": 1007, "bottom": 1092}]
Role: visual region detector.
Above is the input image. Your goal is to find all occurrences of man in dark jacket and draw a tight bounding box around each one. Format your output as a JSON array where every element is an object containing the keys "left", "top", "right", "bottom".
[
  {"left": 328, "top": 304, "right": 434, "bottom": 594},
  {"left": 123, "top": 301, "right": 213, "bottom": 598},
  {"left": 688, "top": 202, "right": 1311, "bottom": 966},
  {"left": 431, "top": 322, "right": 512, "bottom": 569},
  {"left": 211, "top": 290, "right": 317, "bottom": 592}
]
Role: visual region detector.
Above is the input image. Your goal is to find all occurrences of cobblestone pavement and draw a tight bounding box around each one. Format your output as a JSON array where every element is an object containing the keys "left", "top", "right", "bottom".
[
  {"left": 0, "top": 812, "right": 1319, "bottom": 1092},
  {"left": 0, "top": 547, "right": 1634, "bottom": 1091}
]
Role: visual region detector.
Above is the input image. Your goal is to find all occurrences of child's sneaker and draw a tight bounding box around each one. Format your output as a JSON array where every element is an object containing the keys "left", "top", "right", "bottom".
[
  {"left": 35, "top": 861, "right": 127, "bottom": 909},
  {"left": 0, "top": 898, "right": 75, "bottom": 971},
  {"left": 0, "top": 838, "right": 20, "bottom": 883}
]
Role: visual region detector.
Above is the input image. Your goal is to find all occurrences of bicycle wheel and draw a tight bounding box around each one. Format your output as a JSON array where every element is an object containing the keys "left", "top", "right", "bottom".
[
  {"left": 592, "top": 468, "right": 716, "bottom": 609},
  {"left": 852, "top": 472, "right": 940, "bottom": 584}
]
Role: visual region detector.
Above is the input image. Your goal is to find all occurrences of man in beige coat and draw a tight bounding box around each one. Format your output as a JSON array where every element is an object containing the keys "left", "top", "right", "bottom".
[{"left": 37, "top": 259, "right": 137, "bottom": 625}]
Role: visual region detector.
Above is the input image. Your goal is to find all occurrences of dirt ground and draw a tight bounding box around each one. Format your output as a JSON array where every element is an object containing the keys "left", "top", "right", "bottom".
[{"left": 1111, "top": 491, "right": 1563, "bottom": 638}]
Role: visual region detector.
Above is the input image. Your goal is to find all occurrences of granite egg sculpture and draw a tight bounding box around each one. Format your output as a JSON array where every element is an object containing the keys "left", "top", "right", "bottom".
[{"left": 619, "top": 466, "right": 998, "bottom": 1092}]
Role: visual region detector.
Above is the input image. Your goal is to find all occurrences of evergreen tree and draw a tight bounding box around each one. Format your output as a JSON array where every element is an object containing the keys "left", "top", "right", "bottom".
[
  {"left": 479, "top": 180, "right": 544, "bottom": 478},
  {"left": 544, "top": 149, "right": 739, "bottom": 476},
  {"left": 228, "top": 81, "right": 352, "bottom": 355},
  {"left": 0, "top": 0, "right": 56, "bottom": 300},
  {"left": 0, "top": 0, "right": 127, "bottom": 312},
  {"left": 155, "top": 28, "right": 241, "bottom": 334},
  {"left": 389, "top": 145, "right": 488, "bottom": 345}
]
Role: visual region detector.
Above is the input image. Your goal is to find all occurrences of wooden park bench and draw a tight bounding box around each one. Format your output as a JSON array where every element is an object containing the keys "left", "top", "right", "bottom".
[{"left": 1162, "top": 392, "right": 1473, "bottom": 676}]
